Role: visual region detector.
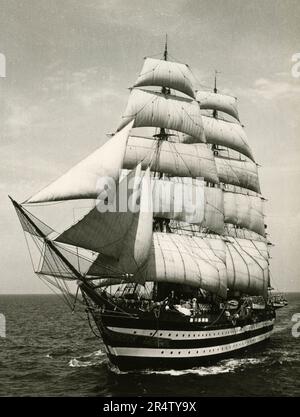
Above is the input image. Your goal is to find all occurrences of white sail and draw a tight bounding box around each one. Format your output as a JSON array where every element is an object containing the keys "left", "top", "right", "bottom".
[
  {"left": 152, "top": 177, "right": 204, "bottom": 224},
  {"left": 116, "top": 167, "right": 153, "bottom": 274},
  {"left": 89, "top": 232, "right": 228, "bottom": 298},
  {"left": 37, "top": 243, "right": 97, "bottom": 278},
  {"left": 233, "top": 238, "right": 269, "bottom": 261},
  {"left": 153, "top": 182, "right": 269, "bottom": 236},
  {"left": 124, "top": 137, "right": 219, "bottom": 183},
  {"left": 203, "top": 187, "right": 224, "bottom": 234},
  {"left": 143, "top": 233, "right": 228, "bottom": 298},
  {"left": 56, "top": 166, "right": 153, "bottom": 273},
  {"left": 133, "top": 57, "right": 195, "bottom": 99},
  {"left": 225, "top": 237, "right": 269, "bottom": 296},
  {"left": 178, "top": 117, "right": 253, "bottom": 161},
  {"left": 152, "top": 179, "right": 224, "bottom": 233},
  {"left": 223, "top": 191, "right": 265, "bottom": 236},
  {"left": 202, "top": 116, "right": 253, "bottom": 160},
  {"left": 26, "top": 121, "right": 134, "bottom": 203},
  {"left": 215, "top": 157, "right": 261, "bottom": 193},
  {"left": 13, "top": 202, "right": 55, "bottom": 237},
  {"left": 196, "top": 91, "right": 239, "bottom": 121},
  {"left": 223, "top": 224, "right": 268, "bottom": 242},
  {"left": 117, "top": 89, "right": 205, "bottom": 141}
]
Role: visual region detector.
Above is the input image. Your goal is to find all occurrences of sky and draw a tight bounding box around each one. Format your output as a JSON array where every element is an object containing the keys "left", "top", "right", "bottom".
[{"left": 0, "top": 0, "right": 299, "bottom": 293}]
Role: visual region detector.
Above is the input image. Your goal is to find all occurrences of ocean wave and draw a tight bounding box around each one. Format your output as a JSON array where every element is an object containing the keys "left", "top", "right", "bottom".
[
  {"left": 68, "top": 349, "right": 106, "bottom": 368},
  {"left": 45, "top": 347, "right": 74, "bottom": 358},
  {"left": 120, "top": 357, "right": 267, "bottom": 377}
]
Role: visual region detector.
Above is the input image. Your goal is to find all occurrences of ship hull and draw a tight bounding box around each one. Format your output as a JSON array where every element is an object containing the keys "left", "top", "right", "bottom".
[{"left": 93, "top": 311, "right": 275, "bottom": 371}]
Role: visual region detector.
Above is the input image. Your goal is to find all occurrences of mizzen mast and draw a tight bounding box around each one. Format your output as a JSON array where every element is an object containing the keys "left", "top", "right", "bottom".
[{"left": 212, "top": 70, "right": 219, "bottom": 118}]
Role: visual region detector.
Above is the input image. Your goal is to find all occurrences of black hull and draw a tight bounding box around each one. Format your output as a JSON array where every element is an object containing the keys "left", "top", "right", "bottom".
[
  {"left": 91, "top": 308, "right": 275, "bottom": 371},
  {"left": 105, "top": 339, "right": 271, "bottom": 371}
]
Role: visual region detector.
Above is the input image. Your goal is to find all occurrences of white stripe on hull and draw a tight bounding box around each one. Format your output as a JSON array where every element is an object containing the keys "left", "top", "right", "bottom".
[
  {"left": 107, "top": 319, "right": 274, "bottom": 340},
  {"left": 107, "top": 329, "right": 273, "bottom": 359}
]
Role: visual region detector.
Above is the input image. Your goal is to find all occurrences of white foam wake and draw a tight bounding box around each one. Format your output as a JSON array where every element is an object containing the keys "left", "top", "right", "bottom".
[
  {"left": 137, "top": 357, "right": 265, "bottom": 376},
  {"left": 68, "top": 349, "right": 106, "bottom": 368}
]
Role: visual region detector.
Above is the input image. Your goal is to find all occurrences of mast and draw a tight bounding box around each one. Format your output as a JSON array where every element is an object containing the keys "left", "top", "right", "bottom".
[
  {"left": 164, "top": 33, "right": 168, "bottom": 61},
  {"left": 153, "top": 34, "right": 170, "bottom": 248},
  {"left": 159, "top": 35, "right": 169, "bottom": 230},
  {"left": 212, "top": 70, "right": 219, "bottom": 154},
  {"left": 158, "top": 34, "right": 170, "bottom": 134},
  {"left": 212, "top": 70, "right": 218, "bottom": 119}
]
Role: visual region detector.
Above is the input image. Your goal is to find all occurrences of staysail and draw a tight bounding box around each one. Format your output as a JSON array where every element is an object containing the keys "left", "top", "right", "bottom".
[
  {"left": 56, "top": 165, "right": 153, "bottom": 274},
  {"left": 26, "top": 121, "right": 134, "bottom": 203}
]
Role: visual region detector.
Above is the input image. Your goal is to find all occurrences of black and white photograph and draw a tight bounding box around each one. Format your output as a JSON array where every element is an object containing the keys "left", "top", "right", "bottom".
[{"left": 0, "top": 0, "right": 299, "bottom": 400}]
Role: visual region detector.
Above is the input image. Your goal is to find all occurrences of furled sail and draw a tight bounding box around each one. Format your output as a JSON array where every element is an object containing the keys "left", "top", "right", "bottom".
[
  {"left": 215, "top": 157, "right": 261, "bottom": 193},
  {"left": 181, "top": 116, "right": 253, "bottom": 160},
  {"left": 26, "top": 121, "right": 134, "bottom": 203},
  {"left": 196, "top": 91, "right": 239, "bottom": 121},
  {"left": 56, "top": 165, "right": 153, "bottom": 274},
  {"left": 124, "top": 137, "right": 219, "bottom": 183},
  {"left": 223, "top": 191, "right": 265, "bottom": 236},
  {"left": 133, "top": 57, "right": 195, "bottom": 99},
  {"left": 117, "top": 89, "right": 205, "bottom": 141},
  {"left": 88, "top": 232, "right": 228, "bottom": 298},
  {"left": 225, "top": 236, "right": 269, "bottom": 296}
]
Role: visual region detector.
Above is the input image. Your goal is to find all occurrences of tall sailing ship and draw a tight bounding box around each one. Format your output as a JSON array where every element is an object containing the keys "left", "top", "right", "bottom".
[{"left": 11, "top": 40, "right": 278, "bottom": 371}]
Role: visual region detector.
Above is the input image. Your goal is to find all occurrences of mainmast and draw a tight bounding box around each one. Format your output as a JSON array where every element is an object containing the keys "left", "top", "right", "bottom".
[{"left": 154, "top": 34, "right": 170, "bottom": 228}]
